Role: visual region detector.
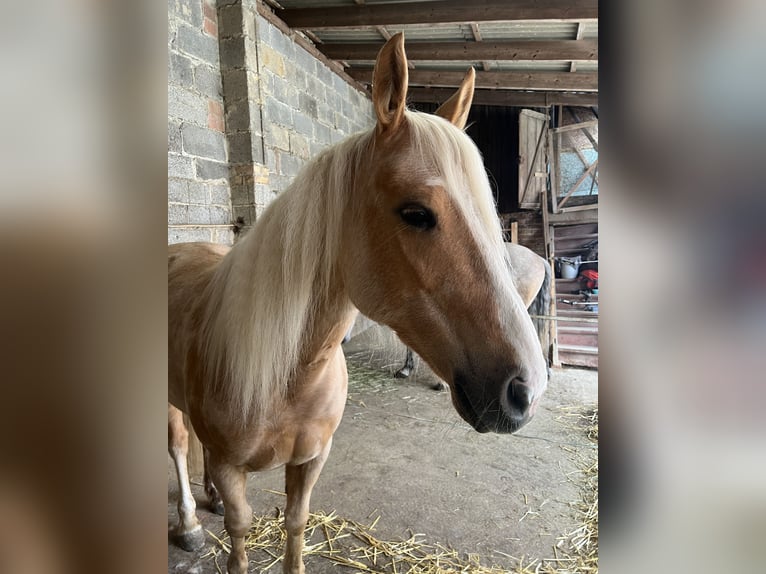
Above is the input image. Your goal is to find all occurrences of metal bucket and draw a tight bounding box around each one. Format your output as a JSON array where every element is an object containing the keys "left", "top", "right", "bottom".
[{"left": 557, "top": 256, "right": 581, "bottom": 279}]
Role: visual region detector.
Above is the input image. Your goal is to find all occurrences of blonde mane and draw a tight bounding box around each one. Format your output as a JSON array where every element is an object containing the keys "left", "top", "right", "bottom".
[
  {"left": 201, "top": 130, "right": 373, "bottom": 421},
  {"left": 199, "top": 110, "right": 514, "bottom": 422}
]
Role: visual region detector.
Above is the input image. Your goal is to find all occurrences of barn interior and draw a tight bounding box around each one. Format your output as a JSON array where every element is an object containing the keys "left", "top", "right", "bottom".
[{"left": 168, "top": 1, "right": 599, "bottom": 572}]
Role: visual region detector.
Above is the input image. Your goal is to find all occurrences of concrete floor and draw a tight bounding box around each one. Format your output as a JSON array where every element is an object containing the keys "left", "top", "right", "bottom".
[{"left": 168, "top": 327, "right": 597, "bottom": 573}]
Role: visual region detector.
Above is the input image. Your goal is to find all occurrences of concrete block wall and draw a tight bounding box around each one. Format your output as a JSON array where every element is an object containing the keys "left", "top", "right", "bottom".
[
  {"left": 168, "top": 0, "right": 376, "bottom": 245},
  {"left": 168, "top": 0, "right": 234, "bottom": 245},
  {"left": 256, "top": 16, "right": 376, "bottom": 201}
]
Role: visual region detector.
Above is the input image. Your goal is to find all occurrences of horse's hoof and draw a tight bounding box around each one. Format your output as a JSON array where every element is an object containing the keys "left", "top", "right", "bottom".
[
  {"left": 173, "top": 526, "right": 206, "bottom": 552},
  {"left": 431, "top": 381, "right": 447, "bottom": 391},
  {"left": 394, "top": 368, "right": 411, "bottom": 379},
  {"left": 210, "top": 499, "right": 225, "bottom": 516}
]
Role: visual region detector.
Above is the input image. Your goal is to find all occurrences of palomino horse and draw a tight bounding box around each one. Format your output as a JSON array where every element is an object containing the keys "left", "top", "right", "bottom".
[
  {"left": 168, "top": 34, "right": 548, "bottom": 574},
  {"left": 394, "top": 242, "right": 552, "bottom": 383}
]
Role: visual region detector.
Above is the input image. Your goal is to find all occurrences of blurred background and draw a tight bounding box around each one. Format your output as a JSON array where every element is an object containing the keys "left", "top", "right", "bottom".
[{"left": 0, "top": 1, "right": 764, "bottom": 572}]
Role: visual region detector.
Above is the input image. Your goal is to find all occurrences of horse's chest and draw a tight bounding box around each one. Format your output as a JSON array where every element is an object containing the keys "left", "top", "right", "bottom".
[{"left": 241, "top": 419, "right": 337, "bottom": 471}]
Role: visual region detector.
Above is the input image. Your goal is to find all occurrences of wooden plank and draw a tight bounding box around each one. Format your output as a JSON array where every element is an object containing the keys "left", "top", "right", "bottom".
[
  {"left": 558, "top": 158, "right": 598, "bottom": 208},
  {"left": 349, "top": 69, "right": 598, "bottom": 91},
  {"left": 558, "top": 349, "right": 598, "bottom": 368},
  {"left": 529, "top": 314, "right": 599, "bottom": 324},
  {"left": 519, "top": 109, "right": 548, "bottom": 208},
  {"left": 550, "top": 130, "right": 560, "bottom": 213},
  {"left": 558, "top": 325, "right": 599, "bottom": 334},
  {"left": 548, "top": 209, "right": 598, "bottom": 225},
  {"left": 552, "top": 119, "right": 598, "bottom": 133},
  {"left": 320, "top": 40, "right": 598, "bottom": 62},
  {"left": 408, "top": 87, "right": 599, "bottom": 107},
  {"left": 506, "top": 221, "right": 519, "bottom": 244},
  {"left": 558, "top": 344, "right": 598, "bottom": 355},
  {"left": 559, "top": 202, "right": 598, "bottom": 213},
  {"left": 280, "top": 0, "right": 598, "bottom": 29},
  {"left": 469, "top": 23, "right": 491, "bottom": 71},
  {"left": 570, "top": 22, "right": 585, "bottom": 72}
]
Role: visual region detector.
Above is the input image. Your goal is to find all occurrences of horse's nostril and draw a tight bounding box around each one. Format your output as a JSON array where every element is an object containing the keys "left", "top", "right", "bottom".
[{"left": 506, "top": 378, "right": 532, "bottom": 420}]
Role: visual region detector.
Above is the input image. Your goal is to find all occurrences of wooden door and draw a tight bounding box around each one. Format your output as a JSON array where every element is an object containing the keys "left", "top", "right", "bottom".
[{"left": 518, "top": 109, "right": 548, "bottom": 209}]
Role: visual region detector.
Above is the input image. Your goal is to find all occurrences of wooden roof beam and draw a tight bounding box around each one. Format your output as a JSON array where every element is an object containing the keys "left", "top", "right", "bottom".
[
  {"left": 408, "top": 87, "right": 598, "bottom": 107},
  {"left": 320, "top": 39, "right": 597, "bottom": 62},
  {"left": 348, "top": 68, "right": 598, "bottom": 91},
  {"left": 469, "top": 23, "right": 491, "bottom": 72},
  {"left": 570, "top": 22, "right": 585, "bottom": 72},
  {"left": 280, "top": 0, "right": 598, "bottom": 30}
]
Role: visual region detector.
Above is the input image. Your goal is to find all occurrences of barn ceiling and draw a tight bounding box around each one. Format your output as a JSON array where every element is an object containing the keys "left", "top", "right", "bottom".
[{"left": 260, "top": 0, "right": 598, "bottom": 107}]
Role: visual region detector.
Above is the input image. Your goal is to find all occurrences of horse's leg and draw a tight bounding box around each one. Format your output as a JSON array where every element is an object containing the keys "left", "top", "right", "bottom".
[
  {"left": 394, "top": 348, "right": 414, "bottom": 378},
  {"left": 168, "top": 404, "right": 205, "bottom": 551},
  {"left": 208, "top": 461, "right": 251, "bottom": 574},
  {"left": 283, "top": 440, "right": 332, "bottom": 574},
  {"left": 203, "top": 447, "right": 225, "bottom": 515}
]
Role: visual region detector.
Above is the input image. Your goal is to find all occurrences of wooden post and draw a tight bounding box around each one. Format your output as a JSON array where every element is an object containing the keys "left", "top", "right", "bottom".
[{"left": 509, "top": 221, "right": 518, "bottom": 244}]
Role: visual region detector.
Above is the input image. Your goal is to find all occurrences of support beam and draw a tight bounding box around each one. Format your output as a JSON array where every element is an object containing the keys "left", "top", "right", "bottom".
[
  {"left": 349, "top": 69, "right": 597, "bottom": 91},
  {"left": 552, "top": 119, "right": 599, "bottom": 133},
  {"left": 321, "top": 40, "right": 598, "bottom": 62},
  {"left": 469, "top": 23, "right": 491, "bottom": 71},
  {"left": 409, "top": 87, "right": 598, "bottom": 107},
  {"left": 280, "top": 1, "right": 598, "bottom": 29},
  {"left": 570, "top": 22, "right": 585, "bottom": 72},
  {"left": 548, "top": 207, "right": 598, "bottom": 225}
]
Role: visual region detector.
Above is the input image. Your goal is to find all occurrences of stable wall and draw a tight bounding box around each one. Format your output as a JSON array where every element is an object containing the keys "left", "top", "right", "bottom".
[
  {"left": 168, "top": 0, "right": 233, "bottom": 244},
  {"left": 168, "top": 0, "right": 375, "bottom": 245}
]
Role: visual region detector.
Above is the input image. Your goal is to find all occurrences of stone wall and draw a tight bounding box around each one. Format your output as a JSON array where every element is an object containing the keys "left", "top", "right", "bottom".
[
  {"left": 168, "top": 0, "right": 233, "bottom": 245},
  {"left": 255, "top": 16, "right": 376, "bottom": 201},
  {"left": 168, "top": 0, "right": 375, "bottom": 244}
]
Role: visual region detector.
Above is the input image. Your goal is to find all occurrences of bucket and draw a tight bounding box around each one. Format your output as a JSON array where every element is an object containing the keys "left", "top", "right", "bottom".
[{"left": 557, "top": 256, "right": 581, "bottom": 279}]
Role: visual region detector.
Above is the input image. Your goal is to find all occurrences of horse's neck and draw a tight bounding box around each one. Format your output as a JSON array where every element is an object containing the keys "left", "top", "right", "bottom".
[{"left": 212, "top": 169, "right": 354, "bottom": 398}]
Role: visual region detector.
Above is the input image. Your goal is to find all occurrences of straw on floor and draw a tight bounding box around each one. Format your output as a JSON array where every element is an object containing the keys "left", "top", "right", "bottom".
[{"left": 202, "top": 404, "right": 598, "bottom": 574}]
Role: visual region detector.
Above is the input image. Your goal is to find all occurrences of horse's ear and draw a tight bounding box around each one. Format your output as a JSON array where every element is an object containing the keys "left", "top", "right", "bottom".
[
  {"left": 435, "top": 68, "right": 475, "bottom": 129},
  {"left": 372, "top": 33, "right": 408, "bottom": 135}
]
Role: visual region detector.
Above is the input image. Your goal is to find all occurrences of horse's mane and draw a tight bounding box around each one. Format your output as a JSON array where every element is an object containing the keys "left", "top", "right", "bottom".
[
  {"left": 200, "top": 110, "right": 513, "bottom": 423},
  {"left": 200, "top": 129, "right": 372, "bottom": 421}
]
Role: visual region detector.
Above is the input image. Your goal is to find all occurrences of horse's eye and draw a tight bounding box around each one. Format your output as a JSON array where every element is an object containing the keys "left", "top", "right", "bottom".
[{"left": 399, "top": 204, "right": 436, "bottom": 230}]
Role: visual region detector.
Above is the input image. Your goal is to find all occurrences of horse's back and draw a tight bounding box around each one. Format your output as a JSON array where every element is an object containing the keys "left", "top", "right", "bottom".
[
  {"left": 169, "top": 241, "right": 230, "bottom": 272},
  {"left": 504, "top": 242, "right": 546, "bottom": 307}
]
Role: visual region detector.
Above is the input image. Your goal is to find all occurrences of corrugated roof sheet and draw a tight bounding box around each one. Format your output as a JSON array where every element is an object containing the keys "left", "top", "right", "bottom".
[{"left": 269, "top": 1, "right": 598, "bottom": 91}]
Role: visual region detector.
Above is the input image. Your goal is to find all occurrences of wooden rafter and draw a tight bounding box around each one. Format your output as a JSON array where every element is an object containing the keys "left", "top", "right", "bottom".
[
  {"left": 352, "top": 0, "right": 415, "bottom": 69},
  {"left": 570, "top": 22, "right": 585, "bottom": 72},
  {"left": 469, "top": 23, "right": 491, "bottom": 71},
  {"left": 348, "top": 69, "right": 597, "bottom": 91},
  {"left": 280, "top": 0, "right": 598, "bottom": 30},
  {"left": 320, "top": 39, "right": 598, "bottom": 62},
  {"left": 408, "top": 87, "right": 598, "bottom": 107}
]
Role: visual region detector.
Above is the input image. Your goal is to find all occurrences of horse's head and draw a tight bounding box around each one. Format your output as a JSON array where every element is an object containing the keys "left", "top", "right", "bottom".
[{"left": 342, "top": 34, "right": 548, "bottom": 433}]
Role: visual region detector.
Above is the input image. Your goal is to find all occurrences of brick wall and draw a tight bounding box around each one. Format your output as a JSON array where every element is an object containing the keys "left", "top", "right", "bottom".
[
  {"left": 501, "top": 211, "right": 546, "bottom": 258},
  {"left": 168, "top": 0, "right": 233, "bottom": 245},
  {"left": 168, "top": 0, "right": 375, "bottom": 244}
]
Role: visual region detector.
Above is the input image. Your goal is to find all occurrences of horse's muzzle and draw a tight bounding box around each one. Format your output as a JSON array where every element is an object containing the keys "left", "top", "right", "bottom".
[{"left": 452, "top": 371, "right": 537, "bottom": 434}]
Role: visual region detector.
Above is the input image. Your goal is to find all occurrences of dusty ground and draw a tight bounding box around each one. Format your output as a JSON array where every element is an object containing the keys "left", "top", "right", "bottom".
[{"left": 168, "top": 327, "right": 598, "bottom": 573}]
